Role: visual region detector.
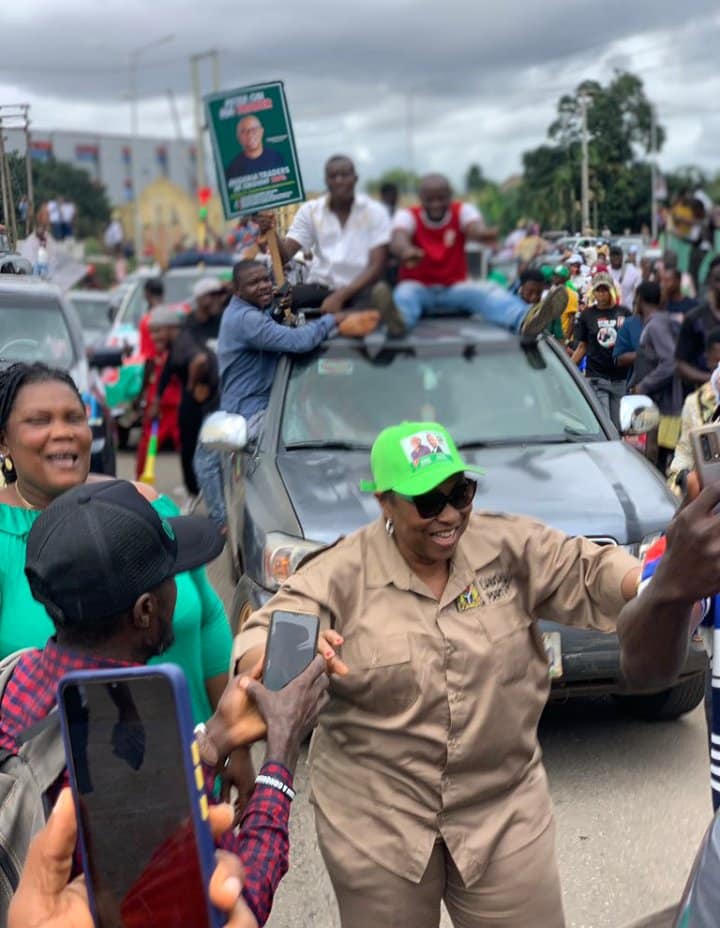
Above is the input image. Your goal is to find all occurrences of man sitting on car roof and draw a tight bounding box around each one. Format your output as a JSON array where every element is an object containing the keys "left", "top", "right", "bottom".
[
  {"left": 256, "top": 154, "right": 392, "bottom": 318},
  {"left": 371, "top": 173, "right": 568, "bottom": 338}
]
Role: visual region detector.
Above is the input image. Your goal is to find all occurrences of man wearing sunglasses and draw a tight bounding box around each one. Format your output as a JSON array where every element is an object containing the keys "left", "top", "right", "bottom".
[{"left": 232, "top": 421, "right": 659, "bottom": 928}]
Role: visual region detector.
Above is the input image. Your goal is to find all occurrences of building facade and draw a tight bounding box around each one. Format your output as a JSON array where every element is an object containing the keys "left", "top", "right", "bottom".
[{"left": 4, "top": 127, "right": 199, "bottom": 206}]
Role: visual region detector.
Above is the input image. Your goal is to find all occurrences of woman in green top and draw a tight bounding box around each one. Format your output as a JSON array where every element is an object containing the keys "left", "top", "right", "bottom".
[{"left": 0, "top": 361, "right": 232, "bottom": 725}]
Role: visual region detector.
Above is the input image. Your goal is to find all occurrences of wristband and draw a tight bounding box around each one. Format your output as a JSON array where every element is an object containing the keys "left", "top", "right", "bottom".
[{"left": 255, "top": 774, "right": 296, "bottom": 801}]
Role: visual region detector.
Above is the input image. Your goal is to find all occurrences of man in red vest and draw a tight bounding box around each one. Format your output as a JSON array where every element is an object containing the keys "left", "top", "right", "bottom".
[{"left": 378, "top": 174, "right": 566, "bottom": 337}]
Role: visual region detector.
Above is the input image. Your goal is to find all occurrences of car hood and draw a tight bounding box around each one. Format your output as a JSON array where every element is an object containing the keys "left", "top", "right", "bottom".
[{"left": 276, "top": 440, "right": 676, "bottom": 546}]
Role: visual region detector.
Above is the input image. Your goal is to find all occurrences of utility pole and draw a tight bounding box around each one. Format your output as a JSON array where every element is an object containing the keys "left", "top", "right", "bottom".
[
  {"left": 405, "top": 92, "right": 415, "bottom": 194},
  {"left": 650, "top": 105, "right": 658, "bottom": 242},
  {"left": 0, "top": 104, "right": 33, "bottom": 244},
  {"left": 189, "top": 50, "right": 220, "bottom": 194},
  {"left": 128, "top": 34, "right": 174, "bottom": 263},
  {"left": 579, "top": 94, "right": 590, "bottom": 234},
  {"left": 190, "top": 54, "right": 207, "bottom": 193}
]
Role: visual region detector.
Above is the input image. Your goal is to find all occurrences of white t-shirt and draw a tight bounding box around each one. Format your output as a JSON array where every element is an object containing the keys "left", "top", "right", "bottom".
[
  {"left": 391, "top": 202, "right": 483, "bottom": 235},
  {"left": 47, "top": 200, "right": 60, "bottom": 223},
  {"left": 287, "top": 194, "right": 391, "bottom": 290},
  {"left": 60, "top": 201, "right": 76, "bottom": 223},
  {"left": 610, "top": 263, "right": 642, "bottom": 307}
]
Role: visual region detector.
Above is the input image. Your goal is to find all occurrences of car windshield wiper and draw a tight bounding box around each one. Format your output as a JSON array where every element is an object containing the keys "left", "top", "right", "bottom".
[
  {"left": 458, "top": 427, "right": 599, "bottom": 449},
  {"left": 283, "top": 440, "right": 371, "bottom": 451}
]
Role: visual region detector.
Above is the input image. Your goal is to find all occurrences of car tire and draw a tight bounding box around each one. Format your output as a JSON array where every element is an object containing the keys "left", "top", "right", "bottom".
[
  {"left": 613, "top": 671, "right": 706, "bottom": 721},
  {"left": 226, "top": 542, "right": 240, "bottom": 587}
]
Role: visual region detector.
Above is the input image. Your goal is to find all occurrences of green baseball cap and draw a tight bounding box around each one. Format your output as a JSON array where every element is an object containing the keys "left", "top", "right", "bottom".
[{"left": 359, "top": 422, "right": 484, "bottom": 496}]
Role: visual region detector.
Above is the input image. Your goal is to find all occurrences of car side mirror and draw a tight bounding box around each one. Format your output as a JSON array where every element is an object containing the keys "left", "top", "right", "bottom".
[
  {"left": 199, "top": 411, "right": 248, "bottom": 452},
  {"left": 619, "top": 394, "right": 660, "bottom": 435},
  {"left": 88, "top": 347, "right": 124, "bottom": 369},
  {"left": 107, "top": 304, "right": 117, "bottom": 322}
]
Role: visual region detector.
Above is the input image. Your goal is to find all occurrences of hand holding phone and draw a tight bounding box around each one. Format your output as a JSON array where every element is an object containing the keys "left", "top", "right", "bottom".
[
  {"left": 242, "top": 654, "right": 330, "bottom": 773},
  {"left": 690, "top": 424, "right": 720, "bottom": 488},
  {"left": 58, "top": 666, "right": 223, "bottom": 928},
  {"left": 262, "top": 611, "right": 320, "bottom": 691}
]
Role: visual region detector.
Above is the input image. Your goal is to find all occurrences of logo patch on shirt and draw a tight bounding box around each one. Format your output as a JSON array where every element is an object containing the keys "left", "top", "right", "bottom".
[{"left": 456, "top": 583, "right": 481, "bottom": 612}]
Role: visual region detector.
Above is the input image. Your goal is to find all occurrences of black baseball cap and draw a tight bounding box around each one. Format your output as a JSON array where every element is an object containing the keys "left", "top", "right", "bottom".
[{"left": 25, "top": 480, "right": 225, "bottom": 624}]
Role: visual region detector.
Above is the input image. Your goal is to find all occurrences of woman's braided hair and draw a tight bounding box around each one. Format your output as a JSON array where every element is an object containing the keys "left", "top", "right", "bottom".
[{"left": 0, "top": 361, "right": 83, "bottom": 484}]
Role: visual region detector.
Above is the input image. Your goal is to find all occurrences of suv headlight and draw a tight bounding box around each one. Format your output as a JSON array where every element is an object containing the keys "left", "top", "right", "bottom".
[
  {"left": 623, "top": 531, "right": 664, "bottom": 561},
  {"left": 262, "top": 532, "right": 323, "bottom": 591}
]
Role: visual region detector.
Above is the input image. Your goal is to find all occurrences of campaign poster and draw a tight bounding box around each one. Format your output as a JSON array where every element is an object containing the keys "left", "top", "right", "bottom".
[{"left": 205, "top": 80, "right": 305, "bottom": 219}]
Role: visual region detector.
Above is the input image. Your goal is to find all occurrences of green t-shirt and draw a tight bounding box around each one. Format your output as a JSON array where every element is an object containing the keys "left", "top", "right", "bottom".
[{"left": 0, "top": 495, "right": 231, "bottom": 723}]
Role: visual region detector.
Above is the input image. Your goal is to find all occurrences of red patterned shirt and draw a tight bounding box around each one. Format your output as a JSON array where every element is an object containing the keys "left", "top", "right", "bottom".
[{"left": 0, "top": 639, "right": 291, "bottom": 925}]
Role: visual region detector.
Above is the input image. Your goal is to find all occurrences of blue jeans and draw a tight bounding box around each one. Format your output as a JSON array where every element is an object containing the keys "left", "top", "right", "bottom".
[
  {"left": 194, "top": 409, "right": 266, "bottom": 528},
  {"left": 393, "top": 281, "right": 529, "bottom": 332},
  {"left": 193, "top": 444, "right": 226, "bottom": 528}
]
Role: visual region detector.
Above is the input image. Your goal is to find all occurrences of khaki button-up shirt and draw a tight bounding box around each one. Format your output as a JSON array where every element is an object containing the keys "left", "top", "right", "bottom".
[{"left": 233, "top": 512, "right": 638, "bottom": 885}]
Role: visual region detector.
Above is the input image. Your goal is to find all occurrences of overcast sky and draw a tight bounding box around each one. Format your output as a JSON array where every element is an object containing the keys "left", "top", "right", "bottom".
[{"left": 3, "top": 0, "right": 720, "bottom": 191}]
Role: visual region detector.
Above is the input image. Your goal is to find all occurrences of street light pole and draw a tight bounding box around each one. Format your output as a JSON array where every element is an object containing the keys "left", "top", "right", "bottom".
[
  {"left": 128, "top": 34, "right": 174, "bottom": 263},
  {"left": 650, "top": 105, "right": 658, "bottom": 242},
  {"left": 580, "top": 94, "right": 590, "bottom": 234}
]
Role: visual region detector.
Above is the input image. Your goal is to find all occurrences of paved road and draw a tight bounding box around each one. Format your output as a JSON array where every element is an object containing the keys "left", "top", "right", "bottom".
[{"left": 119, "top": 450, "right": 712, "bottom": 928}]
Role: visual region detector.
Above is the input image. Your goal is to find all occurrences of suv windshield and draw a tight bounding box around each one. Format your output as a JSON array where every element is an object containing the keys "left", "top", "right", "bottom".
[
  {"left": 281, "top": 340, "right": 604, "bottom": 449},
  {"left": 68, "top": 294, "right": 110, "bottom": 333},
  {"left": 0, "top": 291, "right": 76, "bottom": 368}
]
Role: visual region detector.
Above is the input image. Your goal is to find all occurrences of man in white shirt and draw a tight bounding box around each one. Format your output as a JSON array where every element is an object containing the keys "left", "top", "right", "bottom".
[
  {"left": 60, "top": 198, "right": 76, "bottom": 239},
  {"left": 269, "top": 155, "right": 391, "bottom": 313},
  {"left": 609, "top": 244, "right": 641, "bottom": 308}
]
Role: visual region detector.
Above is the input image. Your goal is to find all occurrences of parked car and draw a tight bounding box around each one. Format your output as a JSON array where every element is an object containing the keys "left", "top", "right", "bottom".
[
  {"left": 0, "top": 277, "right": 116, "bottom": 476},
  {"left": 105, "top": 268, "right": 158, "bottom": 353},
  {"left": 0, "top": 229, "right": 33, "bottom": 275},
  {"left": 66, "top": 288, "right": 113, "bottom": 349},
  {"left": 162, "top": 262, "right": 233, "bottom": 306},
  {"left": 208, "top": 316, "right": 706, "bottom": 720}
]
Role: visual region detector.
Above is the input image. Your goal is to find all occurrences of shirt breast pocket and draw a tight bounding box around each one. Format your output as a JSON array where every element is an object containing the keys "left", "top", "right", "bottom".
[
  {"left": 479, "top": 604, "right": 535, "bottom": 685},
  {"left": 337, "top": 634, "right": 419, "bottom": 716}
]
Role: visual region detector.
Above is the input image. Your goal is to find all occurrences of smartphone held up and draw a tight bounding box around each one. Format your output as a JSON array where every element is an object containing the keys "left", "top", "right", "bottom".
[
  {"left": 262, "top": 611, "right": 320, "bottom": 691},
  {"left": 58, "top": 665, "right": 223, "bottom": 928},
  {"left": 690, "top": 423, "right": 720, "bottom": 489}
]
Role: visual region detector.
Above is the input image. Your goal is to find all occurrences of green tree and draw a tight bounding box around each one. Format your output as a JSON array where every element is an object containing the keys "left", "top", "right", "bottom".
[
  {"left": 5, "top": 152, "right": 111, "bottom": 238},
  {"left": 365, "top": 167, "right": 418, "bottom": 197},
  {"left": 518, "top": 70, "right": 665, "bottom": 233},
  {"left": 465, "top": 164, "right": 488, "bottom": 193}
]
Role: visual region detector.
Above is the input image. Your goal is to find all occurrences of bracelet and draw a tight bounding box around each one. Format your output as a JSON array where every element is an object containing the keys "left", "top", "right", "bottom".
[{"left": 255, "top": 774, "right": 296, "bottom": 801}]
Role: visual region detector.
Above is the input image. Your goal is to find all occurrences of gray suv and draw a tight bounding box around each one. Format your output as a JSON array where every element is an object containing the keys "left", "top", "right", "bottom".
[{"left": 211, "top": 316, "right": 706, "bottom": 720}]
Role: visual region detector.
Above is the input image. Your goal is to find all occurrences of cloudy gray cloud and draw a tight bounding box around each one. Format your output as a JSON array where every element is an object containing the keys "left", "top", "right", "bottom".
[{"left": 2, "top": 0, "right": 719, "bottom": 189}]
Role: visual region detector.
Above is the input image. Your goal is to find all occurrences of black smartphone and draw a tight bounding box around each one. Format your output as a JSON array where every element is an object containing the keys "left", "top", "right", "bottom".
[
  {"left": 57, "top": 666, "right": 222, "bottom": 928},
  {"left": 262, "top": 611, "right": 320, "bottom": 691}
]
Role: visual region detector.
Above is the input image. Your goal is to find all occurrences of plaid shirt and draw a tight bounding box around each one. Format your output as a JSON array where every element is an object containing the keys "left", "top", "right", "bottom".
[{"left": 0, "top": 639, "right": 291, "bottom": 926}]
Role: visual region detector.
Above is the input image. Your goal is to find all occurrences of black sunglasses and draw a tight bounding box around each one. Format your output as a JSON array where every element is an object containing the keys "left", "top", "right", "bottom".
[{"left": 396, "top": 477, "right": 477, "bottom": 520}]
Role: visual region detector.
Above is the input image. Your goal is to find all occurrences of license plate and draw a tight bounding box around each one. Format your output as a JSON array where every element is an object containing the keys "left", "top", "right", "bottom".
[{"left": 543, "top": 632, "right": 563, "bottom": 679}]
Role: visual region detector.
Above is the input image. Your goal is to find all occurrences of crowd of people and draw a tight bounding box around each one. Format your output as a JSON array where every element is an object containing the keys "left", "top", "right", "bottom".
[{"left": 5, "top": 153, "right": 720, "bottom": 928}]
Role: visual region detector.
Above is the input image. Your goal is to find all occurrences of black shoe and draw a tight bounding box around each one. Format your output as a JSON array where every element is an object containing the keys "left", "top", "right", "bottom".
[{"left": 520, "top": 286, "right": 569, "bottom": 337}]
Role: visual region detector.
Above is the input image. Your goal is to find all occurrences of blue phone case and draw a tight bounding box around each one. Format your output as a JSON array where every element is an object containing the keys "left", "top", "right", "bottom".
[{"left": 57, "top": 664, "right": 223, "bottom": 928}]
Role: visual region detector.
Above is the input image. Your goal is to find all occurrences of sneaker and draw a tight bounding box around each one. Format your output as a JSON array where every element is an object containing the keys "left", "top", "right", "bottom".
[
  {"left": 520, "top": 286, "right": 569, "bottom": 337},
  {"left": 371, "top": 282, "right": 406, "bottom": 337}
]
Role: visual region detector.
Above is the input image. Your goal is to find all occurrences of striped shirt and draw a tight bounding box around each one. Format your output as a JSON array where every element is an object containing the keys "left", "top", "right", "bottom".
[{"left": 641, "top": 538, "right": 717, "bottom": 808}]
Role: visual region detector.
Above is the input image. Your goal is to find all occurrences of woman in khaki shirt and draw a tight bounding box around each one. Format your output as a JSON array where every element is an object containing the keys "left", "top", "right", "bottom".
[{"left": 234, "top": 421, "right": 642, "bottom": 928}]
